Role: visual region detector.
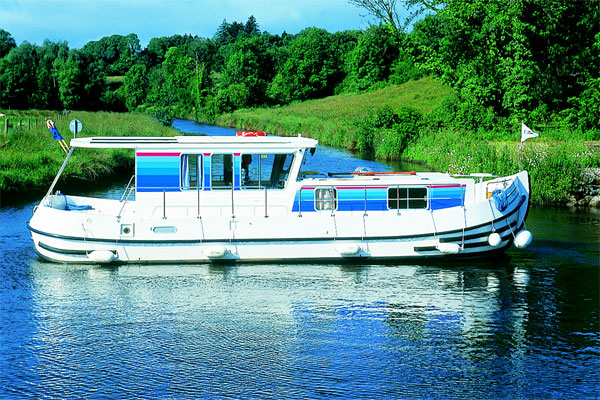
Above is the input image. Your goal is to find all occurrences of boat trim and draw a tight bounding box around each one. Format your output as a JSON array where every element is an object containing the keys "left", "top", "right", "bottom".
[{"left": 28, "top": 196, "right": 525, "bottom": 246}]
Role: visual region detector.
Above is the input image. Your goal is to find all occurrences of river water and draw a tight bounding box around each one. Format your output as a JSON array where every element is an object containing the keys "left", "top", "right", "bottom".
[{"left": 0, "top": 120, "right": 598, "bottom": 399}]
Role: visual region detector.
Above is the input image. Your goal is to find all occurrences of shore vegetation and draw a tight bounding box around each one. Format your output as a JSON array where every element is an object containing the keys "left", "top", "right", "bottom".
[{"left": 0, "top": 111, "right": 177, "bottom": 201}]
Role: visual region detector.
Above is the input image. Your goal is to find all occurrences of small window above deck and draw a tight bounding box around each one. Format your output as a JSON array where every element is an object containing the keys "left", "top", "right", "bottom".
[
  {"left": 181, "top": 154, "right": 203, "bottom": 190},
  {"left": 241, "top": 153, "right": 294, "bottom": 190},
  {"left": 388, "top": 187, "right": 428, "bottom": 209},
  {"left": 315, "top": 187, "right": 337, "bottom": 211}
]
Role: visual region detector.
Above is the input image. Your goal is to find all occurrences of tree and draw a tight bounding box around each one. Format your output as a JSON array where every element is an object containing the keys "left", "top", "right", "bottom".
[
  {"left": 124, "top": 64, "right": 148, "bottom": 111},
  {"left": 408, "top": 0, "right": 599, "bottom": 123},
  {"left": 268, "top": 28, "right": 343, "bottom": 104},
  {"left": 0, "top": 29, "right": 16, "bottom": 58},
  {"left": 343, "top": 25, "right": 399, "bottom": 91},
  {"left": 146, "top": 34, "right": 197, "bottom": 67},
  {"left": 33, "top": 40, "right": 69, "bottom": 109},
  {"left": 220, "top": 36, "right": 274, "bottom": 108},
  {"left": 57, "top": 57, "right": 82, "bottom": 108},
  {"left": 0, "top": 42, "right": 38, "bottom": 109},
  {"left": 348, "top": 0, "right": 446, "bottom": 35},
  {"left": 161, "top": 46, "right": 196, "bottom": 113},
  {"left": 348, "top": 0, "right": 404, "bottom": 36}
]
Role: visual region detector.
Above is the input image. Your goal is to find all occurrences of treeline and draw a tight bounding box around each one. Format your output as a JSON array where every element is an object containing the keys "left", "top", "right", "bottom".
[
  {"left": 0, "top": 17, "right": 415, "bottom": 123},
  {"left": 0, "top": 0, "right": 598, "bottom": 136}
]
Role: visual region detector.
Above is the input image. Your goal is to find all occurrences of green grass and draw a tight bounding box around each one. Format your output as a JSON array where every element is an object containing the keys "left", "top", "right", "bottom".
[
  {"left": 105, "top": 76, "right": 125, "bottom": 84},
  {"left": 216, "top": 76, "right": 599, "bottom": 205},
  {"left": 0, "top": 110, "right": 177, "bottom": 201},
  {"left": 217, "top": 76, "right": 453, "bottom": 148}
]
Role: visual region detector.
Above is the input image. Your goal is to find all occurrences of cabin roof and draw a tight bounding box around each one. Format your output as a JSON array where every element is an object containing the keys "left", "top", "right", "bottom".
[{"left": 70, "top": 135, "right": 318, "bottom": 151}]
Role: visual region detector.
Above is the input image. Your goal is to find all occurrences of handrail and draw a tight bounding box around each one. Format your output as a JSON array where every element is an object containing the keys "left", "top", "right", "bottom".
[
  {"left": 120, "top": 175, "right": 135, "bottom": 202},
  {"left": 131, "top": 183, "right": 468, "bottom": 220},
  {"left": 40, "top": 146, "right": 75, "bottom": 206},
  {"left": 117, "top": 185, "right": 134, "bottom": 221}
]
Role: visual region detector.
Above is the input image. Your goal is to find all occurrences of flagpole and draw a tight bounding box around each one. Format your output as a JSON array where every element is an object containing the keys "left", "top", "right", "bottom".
[
  {"left": 519, "top": 121, "right": 523, "bottom": 171},
  {"left": 519, "top": 141, "right": 523, "bottom": 171}
]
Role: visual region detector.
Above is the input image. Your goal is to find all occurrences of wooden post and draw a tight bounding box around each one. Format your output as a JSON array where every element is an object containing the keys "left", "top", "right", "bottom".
[{"left": 3, "top": 118, "right": 7, "bottom": 136}]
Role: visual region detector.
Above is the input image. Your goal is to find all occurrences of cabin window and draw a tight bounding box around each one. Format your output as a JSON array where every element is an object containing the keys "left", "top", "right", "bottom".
[
  {"left": 315, "top": 187, "right": 337, "bottom": 211},
  {"left": 240, "top": 153, "right": 294, "bottom": 189},
  {"left": 211, "top": 154, "right": 234, "bottom": 189},
  {"left": 388, "top": 187, "right": 428, "bottom": 209},
  {"left": 181, "top": 154, "right": 203, "bottom": 189}
]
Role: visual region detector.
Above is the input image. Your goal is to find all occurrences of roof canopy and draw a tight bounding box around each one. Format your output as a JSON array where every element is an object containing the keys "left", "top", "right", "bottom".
[{"left": 70, "top": 135, "right": 318, "bottom": 152}]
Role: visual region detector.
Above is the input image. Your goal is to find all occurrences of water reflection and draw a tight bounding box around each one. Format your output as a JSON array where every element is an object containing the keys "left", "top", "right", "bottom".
[{"left": 1, "top": 231, "right": 597, "bottom": 398}]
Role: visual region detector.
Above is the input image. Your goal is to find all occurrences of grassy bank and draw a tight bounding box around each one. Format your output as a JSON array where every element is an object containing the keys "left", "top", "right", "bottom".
[
  {"left": 217, "top": 77, "right": 599, "bottom": 205},
  {"left": 0, "top": 111, "right": 177, "bottom": 202},
  {"left": 217, "top": 77, "right": 453, "bottom": 148}
]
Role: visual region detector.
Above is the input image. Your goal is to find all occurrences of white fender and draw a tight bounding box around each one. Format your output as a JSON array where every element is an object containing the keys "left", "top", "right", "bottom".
[
  {"left": 336, "top": 243, "right": 361, "bottom": 256},
  {"left": 514, "top": 230, "right": 533, "bottom": 249},
  {"left": 488, "top": 232, "right": 502, "bottom": 247},
  {"left": 436, "top": 242, "right": 462, "bottom": 254},
  {"left": 89, "top": 250, "right": 115, "bottom": 263},
  {"left": 204, "top": 246, "right": 228, "bottom": 259}
]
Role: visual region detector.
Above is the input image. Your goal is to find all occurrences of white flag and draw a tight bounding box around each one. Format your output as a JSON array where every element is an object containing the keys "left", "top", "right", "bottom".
[{"left": 521, "top": 122, "right": 539, "bottom": 142}]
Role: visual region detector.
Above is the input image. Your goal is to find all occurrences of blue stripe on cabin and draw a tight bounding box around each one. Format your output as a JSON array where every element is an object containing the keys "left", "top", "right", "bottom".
[
  {"left": 337, "top": 187, "right": 387, "bottom": 211},
  {"left": 203, "top": 156, "right": 211, "bottom": 190},
  {"left": 291, "top": 187, "right": 390, "bottom": 212},
  {"left": 137, "top": 166, "right": 180, "bottom": 176},
  {"left": 136, "top": 154, "right": 181, "bottom": 192},
  {"left": 233, "top": 155, "right": 241, "bottom": 190},
  {"left": 137, "top": 174, "right": 180, "bottom": 191},
  {"left": 429, "top": 186, "right": 465, "bottom": 210},
  {"left": 291, "top": 188, "right": 316, "bottom": 212}
]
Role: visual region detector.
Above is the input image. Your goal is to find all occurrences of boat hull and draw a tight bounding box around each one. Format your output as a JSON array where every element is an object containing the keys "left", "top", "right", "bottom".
[{"left": 28, "top": 171, "right": 530, "bottom": 264}]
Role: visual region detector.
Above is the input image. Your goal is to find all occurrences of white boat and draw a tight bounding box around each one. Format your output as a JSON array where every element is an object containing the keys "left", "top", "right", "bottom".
[{"left": 28, "top": 133, "right": 533, "bottom": 264}]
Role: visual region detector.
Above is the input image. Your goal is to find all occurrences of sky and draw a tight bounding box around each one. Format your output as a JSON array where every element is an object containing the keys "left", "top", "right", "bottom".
[{"left": 0, "top": 0, "right": 379, "bottom": 49}]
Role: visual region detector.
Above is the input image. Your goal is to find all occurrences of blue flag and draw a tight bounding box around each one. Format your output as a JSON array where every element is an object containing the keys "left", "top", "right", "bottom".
[{"left": 46, "top": 119, "right": 64, "bottom": 141}]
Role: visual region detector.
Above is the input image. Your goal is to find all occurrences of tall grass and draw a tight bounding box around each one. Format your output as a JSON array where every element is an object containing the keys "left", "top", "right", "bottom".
[
  {"left": 402, "top": 130, "right": 598, "bottom": 204},
  {"left": 216, "top": 77, "right": 600, "bottom": 205},
  {"left": 217, "top": 76, "right": 453, "bottom": 148},
  {"left": 0, "top": 111, "right": 177, "bottom": 200}
]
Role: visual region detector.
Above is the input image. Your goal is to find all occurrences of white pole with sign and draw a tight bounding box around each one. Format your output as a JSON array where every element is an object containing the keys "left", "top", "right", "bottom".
[{"left": 69, "top": 119, "right": 83, "bottom": 138}]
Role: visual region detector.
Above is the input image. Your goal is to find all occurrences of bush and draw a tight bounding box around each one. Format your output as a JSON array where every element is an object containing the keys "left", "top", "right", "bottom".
[{"left": 356, "top": 105, "right": 423, "bottom": 160}]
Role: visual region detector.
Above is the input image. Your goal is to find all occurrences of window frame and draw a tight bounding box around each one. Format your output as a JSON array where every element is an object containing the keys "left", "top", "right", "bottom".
[
  {"left": 240, "top": 152, "right": 295, "bottom": 190},
  {"left": 315, "top": 187, "right": 338, "bottom": 211},
  {"left": 387, "top": 186, "right": 428, "bottom": 210},
  {"left": 210, "top": 153, "right": 235, "bottom": 190},
  {"left": 180, "top": 154, "right": 203, "bottom": 190}
]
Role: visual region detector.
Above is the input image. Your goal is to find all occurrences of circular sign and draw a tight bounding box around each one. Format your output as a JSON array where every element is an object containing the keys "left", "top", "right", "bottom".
[{"left": 69, "top": 119, "right": 83, "bottom": 135}]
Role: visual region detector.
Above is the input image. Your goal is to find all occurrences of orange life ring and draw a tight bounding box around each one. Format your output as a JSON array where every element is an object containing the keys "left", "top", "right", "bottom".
[{"left": 236, "top": 131, "right": 268, "bottom": 137}]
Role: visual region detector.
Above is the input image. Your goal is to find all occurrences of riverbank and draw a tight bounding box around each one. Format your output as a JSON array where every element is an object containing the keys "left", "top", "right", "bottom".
[
  {"left": 216, "top": 78, "right": 600, "bottom": 206},
  {"left": 0, "top": 111, "right": 177, "bottom": 204}
]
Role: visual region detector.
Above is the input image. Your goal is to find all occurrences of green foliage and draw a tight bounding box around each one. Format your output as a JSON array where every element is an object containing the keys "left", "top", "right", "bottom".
[
  {"left": 220, "top": 36, "right": 274, "bottom": 108},
  {"left": 57, "top": 57, "right": 82, "bottom": 108},
  {"left": 0, "top": 111, "right": 178, "bottom": 197},
  {"left": 566, "top": 77, "right": 600, "bottom": 137},
  {"left": 357, "top": 105, "right": 423, "bottom": 159},
  {"left": 0, "top": 29, "right": 16, "bottom": 58},
  {"left": 268, "top": 28, "right": 343, "bottom": 104},
  {"left": 409, "top": 0, "right": 599, "bottom": 129},
  {"left": 341, "top": 25, "right": 399, "bottom": 92},
  {"left": 81, "top": 33, "right": 141, "bottom": 76},
  {"left": 124, "top": 64, "right": 148, "bottom": 111}
]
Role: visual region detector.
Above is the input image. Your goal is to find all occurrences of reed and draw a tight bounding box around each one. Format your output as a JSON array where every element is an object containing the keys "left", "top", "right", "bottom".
[{"left": 0, "top": 111, "right": 177, "bottom": 200}]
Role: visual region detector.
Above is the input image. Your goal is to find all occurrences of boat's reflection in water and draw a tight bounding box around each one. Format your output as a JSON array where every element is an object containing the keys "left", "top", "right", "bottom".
[{"left": 17, "top": 229, "right": 600, "bottom": 398}]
